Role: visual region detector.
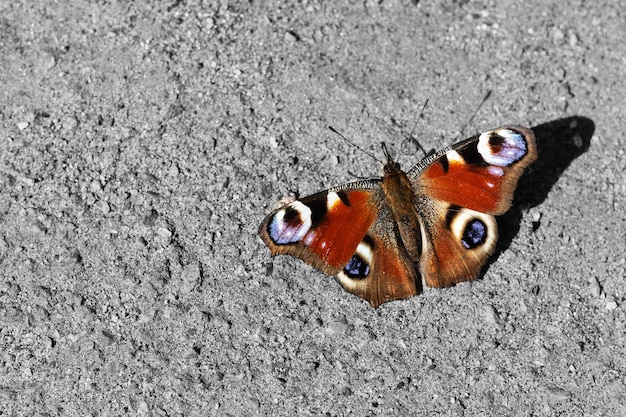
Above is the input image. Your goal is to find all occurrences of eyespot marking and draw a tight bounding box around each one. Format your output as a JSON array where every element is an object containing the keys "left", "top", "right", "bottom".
[
  {"left": 343, "top": 254, "right": 370, "bottom": 278},
  {"left": 478, "top": 129, "right": 529, "bottom": 167},
  {"left": 447, "top": 207, "right": 495, "bottom": 252},
  {"left": 267, "top": 201, "right": 312, "bottom": 245},
  {"left": 461, "top": 219, "right": 487, "bottom": 249},
  {"left": 337, "top": 236, "right": 375, "bottom": 282}
]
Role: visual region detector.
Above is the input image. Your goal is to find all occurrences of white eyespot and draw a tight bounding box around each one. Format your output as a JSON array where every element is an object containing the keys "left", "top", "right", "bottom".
[
  {"left": 478, "top": 129, "right": 527, "bottom": 167},
  {"left": 268, "top": 201, "right": 312, "bottom": 245}
]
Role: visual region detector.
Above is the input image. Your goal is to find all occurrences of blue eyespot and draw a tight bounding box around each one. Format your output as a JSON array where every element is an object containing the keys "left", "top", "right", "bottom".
[
  {"left": 344, "top": 254, "right": 369, "bottom": 278},
  {"left": 462, "top": 219, "right": 487, "bottom": 249}
]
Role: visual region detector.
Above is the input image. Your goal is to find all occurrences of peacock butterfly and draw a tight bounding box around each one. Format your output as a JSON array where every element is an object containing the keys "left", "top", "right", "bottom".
[{"left": 259, "top": 126, "right": 537, "bottom": 307}]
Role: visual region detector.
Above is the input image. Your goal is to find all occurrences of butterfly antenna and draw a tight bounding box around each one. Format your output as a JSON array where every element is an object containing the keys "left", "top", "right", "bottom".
[
  {"left": 407, "top": 99, "right": 430, "bottom": 156},
  {"left": 457, "top": 90, "right": 492, "bottom": 139},
  {"left": 328, "top": 126, "right": 384, "bottom": 165},
  {"left": 381, "top": 142, "right": 392, "bottom": 162},
  {"left": 395, "top": 98, "right": 430, "bottom": 157},
  {"left": 408, "top": 98, "right": 429, "bottom": 139}
]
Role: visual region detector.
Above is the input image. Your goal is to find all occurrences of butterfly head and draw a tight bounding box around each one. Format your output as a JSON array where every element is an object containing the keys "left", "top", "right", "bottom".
[
  {"left": 383, "top": 160, "right": 402, "bottom": 175},
  {"left": 380, "top": 142, "right": 403, "bottom": 175}
]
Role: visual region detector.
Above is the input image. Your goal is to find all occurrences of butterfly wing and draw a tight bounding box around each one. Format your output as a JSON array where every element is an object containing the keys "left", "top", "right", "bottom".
[
  {"left": 408, "top": 126, "right": 537, "bottom": 288},
  {"left": 259, "top": 183, "right": 420, "bottom": 307},
  {"left": 333, "top": 194, "right": 421, "bottom": 307}
]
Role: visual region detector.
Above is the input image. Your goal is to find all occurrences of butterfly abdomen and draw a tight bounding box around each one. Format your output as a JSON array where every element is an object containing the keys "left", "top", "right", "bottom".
[{"left": 381, "top": 166, "right": 423, "bottom": 263}]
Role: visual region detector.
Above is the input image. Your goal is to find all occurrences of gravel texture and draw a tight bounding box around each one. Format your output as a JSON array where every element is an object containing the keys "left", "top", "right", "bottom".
[{"left": 1, "top": 1, "right": 625, "bottom": 416}]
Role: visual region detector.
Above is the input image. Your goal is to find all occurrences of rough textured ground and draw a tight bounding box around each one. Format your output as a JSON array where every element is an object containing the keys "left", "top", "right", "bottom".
[{"left": 1, "top": 0, "right": 625, "bottom": 416}]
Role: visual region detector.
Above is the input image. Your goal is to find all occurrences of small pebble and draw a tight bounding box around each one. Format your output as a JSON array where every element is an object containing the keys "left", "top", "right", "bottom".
[
  {"left": 181, "top": 262, "right": 200, "bottom": 293},
  {"left": 156, "top": 227, "right": 172, "bottom": 238},
  {"left": 284, "top": 31, "right": 298, "bottom": 42},
  {"left": 589, "top": 277, "right": 602, "bottom": 298},
  {"left": 484, "top": 305, "right": 499, "bottom": 325},
  {"left": 324, "top": 321, "right": 349, "bottom": 336},
  {"left": 531, "top": 211, "right": 542, "bottom": 223},
  {"left": 548, "top": 388, "right": 570, "bottom": 401},
  {"left": 136, "top": 400, "right": 149, "bottom": 415},
  {"left": 62, "top": 116, "right": 78, "bottom": 131},
  {"left": 268, "top": 134, "right": 279, "bottom": 148},
  {"left": 42, "top": 53, "right": 56, "bottom": 71},
  {"left": 553, "top": 28, "right": 564, "bottom": 42},
  {"left": 19, "top": 177, "right": 35, "bottom": 186}
]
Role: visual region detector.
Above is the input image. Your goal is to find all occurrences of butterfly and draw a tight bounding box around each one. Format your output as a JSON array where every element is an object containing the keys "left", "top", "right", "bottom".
[{"left": 259, "top": 126, "right": 537, "bottom": 307}]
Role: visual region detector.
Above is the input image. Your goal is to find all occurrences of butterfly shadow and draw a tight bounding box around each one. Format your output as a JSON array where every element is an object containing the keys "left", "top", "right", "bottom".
[{"left": 491, "top": 116, "right": 595, "bottom": 267}]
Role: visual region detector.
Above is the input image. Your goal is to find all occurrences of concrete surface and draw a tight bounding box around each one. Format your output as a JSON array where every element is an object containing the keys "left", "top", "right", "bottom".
[{"left": 1, "top": 0, "right": 624, "bottom": 415}]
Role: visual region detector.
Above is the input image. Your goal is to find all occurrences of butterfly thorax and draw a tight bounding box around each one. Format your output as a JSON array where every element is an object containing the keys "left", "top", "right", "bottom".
[{"left": 381, "top": 161, "right": 422, "bottom": 262}]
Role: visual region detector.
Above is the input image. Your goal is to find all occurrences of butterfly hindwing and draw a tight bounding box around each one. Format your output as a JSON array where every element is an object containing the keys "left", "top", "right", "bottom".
[
  {"left": 417, "top": 201, "right": 499, "bottom": 288},
  {"left": 334, "top": 198, "right": 420, "bottom": 307}
]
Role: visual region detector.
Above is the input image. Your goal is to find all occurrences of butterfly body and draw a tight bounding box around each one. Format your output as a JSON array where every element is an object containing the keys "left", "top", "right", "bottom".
[{"left": 259, "top": 126, "right": 537, "bottom": 307}]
